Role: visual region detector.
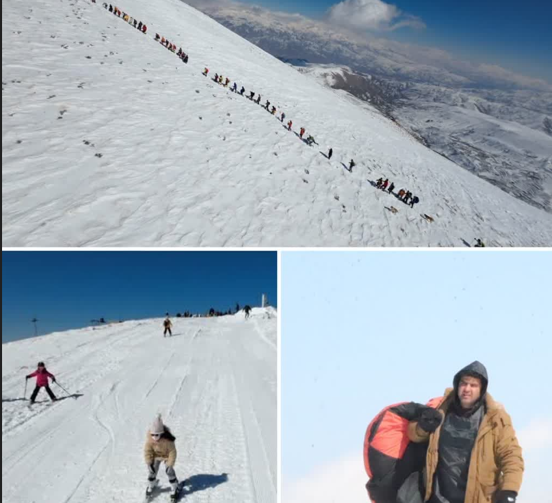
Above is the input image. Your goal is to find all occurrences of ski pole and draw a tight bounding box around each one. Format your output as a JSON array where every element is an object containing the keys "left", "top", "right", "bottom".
[
  {"left": 55, "top": 381, "right": 73, "bottom": 397},
  {"left": 24, "top": 379, "right": 28, "bottom": 400}
]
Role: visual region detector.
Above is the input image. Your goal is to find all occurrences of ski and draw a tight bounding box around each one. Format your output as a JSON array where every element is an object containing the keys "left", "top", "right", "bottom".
[{"left": 145, "top": 480, "right": 159, "bottom": 502}]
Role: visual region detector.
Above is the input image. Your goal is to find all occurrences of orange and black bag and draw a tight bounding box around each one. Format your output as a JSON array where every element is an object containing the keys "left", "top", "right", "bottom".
[{"left": 363, "top": 400, "right": 439, "bottom": 503}]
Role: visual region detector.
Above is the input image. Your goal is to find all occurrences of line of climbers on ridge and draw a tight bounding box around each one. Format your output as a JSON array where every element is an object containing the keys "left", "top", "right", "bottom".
[
  {"left": 104, "top": 4, "right": 148, "bottom": 34},
  {"left": 202, "top": 67, "right": 432, "bottom": 215},
  {"left": 375, "top": 178, "right": 420, "bottom": 208},
  {"left": 155, "top": 34, "right": 189, "bottom": 64},
  {"left": 101, "top": 2, "right": 190, "bottom": 63}
]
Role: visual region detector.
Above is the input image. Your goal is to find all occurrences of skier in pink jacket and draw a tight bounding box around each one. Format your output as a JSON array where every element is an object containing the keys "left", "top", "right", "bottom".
[{"left": 26, "top": 362, "right": 57, "bottom": 404}]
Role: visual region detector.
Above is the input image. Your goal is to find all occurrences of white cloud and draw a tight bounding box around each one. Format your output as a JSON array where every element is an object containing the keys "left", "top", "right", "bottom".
[
  {"left": 283, "top": 453, "right": 368, "bottom": 503},
  {"left": 327, "top": 0, "right": 426, "bottom": 32}
]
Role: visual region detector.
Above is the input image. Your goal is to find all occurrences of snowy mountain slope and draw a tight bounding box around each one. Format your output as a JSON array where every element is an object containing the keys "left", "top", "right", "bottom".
[
  {"left": 2, "top": 0, "right": 552, "bottom": 246},
  {"left": 2, "top": 312, "right": 277, "bottom": 503},
  {"left": 296, "top": 66, "right": 552, "bottom": 213}
]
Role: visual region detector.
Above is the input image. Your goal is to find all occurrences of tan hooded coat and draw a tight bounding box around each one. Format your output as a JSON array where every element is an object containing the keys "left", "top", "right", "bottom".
[
  {"left": 408, "top": 389, "right": 524, "bottom": 503},
  {"left": 144, "top": 431, "right": 177, "bottom": 467}
]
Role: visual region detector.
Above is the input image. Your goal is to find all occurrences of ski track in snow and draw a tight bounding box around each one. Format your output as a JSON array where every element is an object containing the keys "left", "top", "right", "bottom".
[
  {"left": 1, "top": 310, "right": 277, "bottom": 503},
  {"left": 2, "top": 0, "right": 552, "bottom": 246}
]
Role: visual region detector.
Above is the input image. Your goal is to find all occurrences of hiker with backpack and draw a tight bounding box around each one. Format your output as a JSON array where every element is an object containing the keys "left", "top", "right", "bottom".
[
  {"left": 26, "top": 362, "right": 57, "bottom": 404},
  {"left": 410, "top": 195, "right": 419, "bottom": 208},
  {"left": 349, "top": 159, "right": 356, "bottom": 172},
  {"left": 244, "top": 305, "right": 252, "bottom": 320},
  {"left": 145, "top": 415, "right": 180, "bottom": 501}
]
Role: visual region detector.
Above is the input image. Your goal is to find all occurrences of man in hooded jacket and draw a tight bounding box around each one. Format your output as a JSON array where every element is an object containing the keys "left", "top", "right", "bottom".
[{"left": 407, "top": 361, "right": 523, "bottom": 503}]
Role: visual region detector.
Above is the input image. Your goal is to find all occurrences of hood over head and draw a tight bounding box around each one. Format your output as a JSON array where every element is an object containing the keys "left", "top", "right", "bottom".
[{"left": 451, "top": 361, "right": 488, "bottom": 415}]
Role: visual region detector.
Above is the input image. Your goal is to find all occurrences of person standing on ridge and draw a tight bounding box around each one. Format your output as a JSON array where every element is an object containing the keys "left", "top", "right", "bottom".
[
  {"left": 244, "top": 305, "right": 252, "bottom": 320},
  {"left": 349, "top": 159, "right": 356, "bottom": 172},
  {"left": 287, "top": 120, "right": 293, "bottom": 131},
  {"left": 163, "top": 316, "right": 173, "bottom": 337},
  {"left": 281, "top": 112, "right": 286, "bottom": 123},
  {"left": 407, "top": 361, "right": 524, "bottom": 503},
  {"left": 299, "top": 127, "right": 305, "bottom": 139},
  {"left": 474, "top": 239, "right": 486, "bottom": 248},
  {"left": 256, "top": 95, "right": 261, "bottom": 104},
  {"left": 26, "top": 362, "right": 57, "bottom": 404},
  {"left": 388, "top": 182, "right": 395, "bottom": 194},
  {"left": 240, "top": 86, "right": 245, "bottom": 96}
]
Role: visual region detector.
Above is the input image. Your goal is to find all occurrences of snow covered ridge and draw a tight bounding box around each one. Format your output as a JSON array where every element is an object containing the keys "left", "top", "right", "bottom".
[
  {"left": 2, "top": 0, "right": 552, "bottom": 246},
  {"left": 2, "top": 314, "right": 277, "bottom": 503}
]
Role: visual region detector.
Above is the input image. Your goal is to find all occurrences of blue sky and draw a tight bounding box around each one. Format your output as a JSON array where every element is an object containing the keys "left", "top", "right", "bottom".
[
  {"left": 236, "top": 0, "right": 552, "bottom": 82},
  {"left": 2, "top": 251, "right": 277, "bottom": 343},
  {"left": 282, "top": 251, "right": 551, "bottom": 502}
]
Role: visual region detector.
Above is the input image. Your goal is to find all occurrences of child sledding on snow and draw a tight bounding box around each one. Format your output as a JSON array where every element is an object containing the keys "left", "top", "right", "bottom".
[
  {"left": 145, "top": 415, "right": 180, "bottom": 501},
  {"left": 26, "top": 361, "right": 57, "bottom": 404}
]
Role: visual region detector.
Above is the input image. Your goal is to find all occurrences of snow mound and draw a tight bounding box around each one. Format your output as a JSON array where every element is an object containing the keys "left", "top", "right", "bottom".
[
  {"left": 2, "top": 315, "right": 277, "bottom": 503},
  {"left": 2, "top": 0, "right": 552, "bottom": 246}
]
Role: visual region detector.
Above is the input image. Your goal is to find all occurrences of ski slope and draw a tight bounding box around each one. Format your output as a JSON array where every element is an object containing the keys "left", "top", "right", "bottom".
[
  {"left": 2, "top": 0, "right": 552, "bottom": 246},
  {"left": 2, "top": 309, "right": 277, "bottom": 503}
]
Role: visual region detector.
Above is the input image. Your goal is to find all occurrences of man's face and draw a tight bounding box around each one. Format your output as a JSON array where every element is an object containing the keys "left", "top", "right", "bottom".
[{"left": 458, "top": 376, "right": 482, "bottom": 409}]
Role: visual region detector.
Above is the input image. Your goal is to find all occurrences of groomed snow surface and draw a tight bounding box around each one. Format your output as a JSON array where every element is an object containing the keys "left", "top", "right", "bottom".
[
  {"left": 2, "top": 309, "right": 277, "bottom": 503},
  {"left": 3, "top": 0, "right": 552, "bottom": 246}
]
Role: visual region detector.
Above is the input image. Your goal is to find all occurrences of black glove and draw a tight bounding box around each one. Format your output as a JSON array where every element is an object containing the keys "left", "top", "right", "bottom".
[
  {"left": 25, "top": 376, "right": 30, "bottom": 380},
  {"left": 52, "top": 378, "right": 56, "bottom": 383},
  {"left": 418, "top": 408, "right": 443, "bottom": 433},
  {"left": 495, "top": 491, "right": 517, "bottom": 503}
]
